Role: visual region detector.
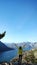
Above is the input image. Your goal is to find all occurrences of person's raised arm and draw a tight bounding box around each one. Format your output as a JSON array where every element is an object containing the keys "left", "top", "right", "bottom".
[
  {"left": 15, "top": 44, "right": 18, "bottom": 49},
  {"left": 22, "top": 44, "right": 26, "bottom": 49}
]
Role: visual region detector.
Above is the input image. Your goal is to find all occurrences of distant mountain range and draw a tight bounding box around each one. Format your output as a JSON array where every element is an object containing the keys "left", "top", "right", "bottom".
[
  {"left": 0, "top": 41, "right": 14, "bottom": 52},
  {"left": 5, "top": 42, "right": 37, "bottom": 50},
  {"left": 0, "top": 41, "right": 37, "bottom": 52}
]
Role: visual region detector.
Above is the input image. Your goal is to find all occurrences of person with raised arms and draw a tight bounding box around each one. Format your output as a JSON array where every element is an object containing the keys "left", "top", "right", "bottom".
[{"left": 15, "top": 43, "right": 26, "bottom": 65}]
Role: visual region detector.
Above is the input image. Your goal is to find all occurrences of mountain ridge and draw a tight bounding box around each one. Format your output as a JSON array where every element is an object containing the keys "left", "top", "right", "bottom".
[
  {"left": 0, "top": 41, "right": 14, "bottom": 52},
  {"left": 6, "top": 42, "right": 37, "bottom": 50}
]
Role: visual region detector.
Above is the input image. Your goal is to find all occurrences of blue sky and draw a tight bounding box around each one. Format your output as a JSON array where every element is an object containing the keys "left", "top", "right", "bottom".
[{"left": 0, "top": 0, "right": 37, "bottom": 43}]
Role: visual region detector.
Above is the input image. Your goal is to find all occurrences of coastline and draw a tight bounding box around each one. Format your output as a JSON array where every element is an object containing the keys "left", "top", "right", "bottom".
[{"left": 0, "top": 49, "right": 37, "bottom": 65}]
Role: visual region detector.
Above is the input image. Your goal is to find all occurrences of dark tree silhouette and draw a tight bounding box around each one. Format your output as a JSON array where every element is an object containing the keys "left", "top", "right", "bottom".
[{"left": 0, "top": 31, "right": 6, "bottom": 39}]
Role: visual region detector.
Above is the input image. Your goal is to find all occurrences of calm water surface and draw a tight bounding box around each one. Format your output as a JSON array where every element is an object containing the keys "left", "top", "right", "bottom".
[
  {"left": 0, "top": 47, "right": 31, "bottom": 63},
  {"left": 0, "top": 49, "right": 17, "bottom": 63}
]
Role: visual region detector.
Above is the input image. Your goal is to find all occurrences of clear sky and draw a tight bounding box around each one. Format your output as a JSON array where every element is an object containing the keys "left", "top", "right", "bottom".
[{"left": 0, "top": 0, "right": 37, "bottom": 43}]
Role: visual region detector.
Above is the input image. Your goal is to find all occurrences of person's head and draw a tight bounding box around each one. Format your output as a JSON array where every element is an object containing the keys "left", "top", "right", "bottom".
[{"left": 19, "top": 46, "right": 22, "bottom": 49}]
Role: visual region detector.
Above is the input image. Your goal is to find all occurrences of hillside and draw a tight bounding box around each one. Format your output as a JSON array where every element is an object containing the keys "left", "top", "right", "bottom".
[
  {"left": 0, "top": 41, "right": 14, "bottom": 52},
  {"left": 10, "top": 49, "right": 37, "bottom": 65}
]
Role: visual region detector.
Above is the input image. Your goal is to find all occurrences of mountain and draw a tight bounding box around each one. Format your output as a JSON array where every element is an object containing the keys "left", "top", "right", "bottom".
[
  {"left": 0, "top": 41, "right": 14, "bottom": 52},
  {"left": 5, "top": 42, "right": 37, "bottom": 51},
  {"left": 32, "top": 42, "right": 37, "bottom": 49},
  {"left": 5, "top": 43, "right": 16, "bottom": 48},
  {"left": 6, "top": 42, "right": 32, "bottom": 50}
]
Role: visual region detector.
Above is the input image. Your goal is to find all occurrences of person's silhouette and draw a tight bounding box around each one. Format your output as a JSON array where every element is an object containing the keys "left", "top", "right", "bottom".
[{"left": 15, "top": 44, "right": 26, "bottom": 65}]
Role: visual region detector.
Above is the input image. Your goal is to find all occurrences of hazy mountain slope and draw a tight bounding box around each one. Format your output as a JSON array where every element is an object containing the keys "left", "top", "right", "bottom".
[{"left": 0, "top": 41, "right": 14, "bottom": 52}]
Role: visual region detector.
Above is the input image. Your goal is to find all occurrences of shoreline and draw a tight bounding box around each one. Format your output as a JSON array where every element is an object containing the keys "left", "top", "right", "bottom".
[{"left": 0, "top": 49, "right": 37, "bottom": 65}]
